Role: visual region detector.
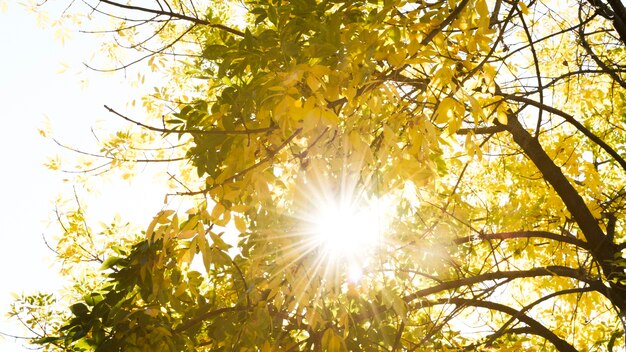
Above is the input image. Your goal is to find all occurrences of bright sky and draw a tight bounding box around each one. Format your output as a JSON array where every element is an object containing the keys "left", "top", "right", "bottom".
[{"left": 0, "top": 3, "right": 166, "bottom": 350}]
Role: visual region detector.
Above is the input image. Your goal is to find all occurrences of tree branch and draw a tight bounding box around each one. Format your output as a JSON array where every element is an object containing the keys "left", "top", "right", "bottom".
[
  {"left": 420, "top": 0, "right": 471, "bottom": 46},
  {"left": 503, "top": 115, "right": 609, "bottom": 249},
  {"left": 98, "top": 0, "right": 245, "bottom": 37},
  {"left": 104, "top": 105, "right": 276, "bottom": 136},
  {"left": 420, "top": 298, "right": 579, "bottom": 352},
  {"left": 484, "top": 286, "right": 596, "bottom": 347},
  {"left": 53, "top": 138, "right": 185, "bottom": 163},
  {"left": 503, "top": 113, "right": 626, "bottom": 311},
  {"left": 456, "top": 125, "right": 507, "bottom": 135},
  {"left": 454, "top": 230, "right": 590, "bottom": 250},
  {"left": 606, "top": 0, "right": 626, "bottom": 45},
  {"left": 403, "top": 266, "right": 605, "bottom": 303},
  {"left": 503, "top": 95, "right": 626, "bottom": 173}
]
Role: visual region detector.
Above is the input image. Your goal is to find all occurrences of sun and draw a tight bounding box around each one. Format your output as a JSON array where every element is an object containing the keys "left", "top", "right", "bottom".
[
  {"left": 311, "top": 199, "right": 382, "bottom": 260},
  {"left": 289, "top": 162, "right": 394, "bottom": 283}
]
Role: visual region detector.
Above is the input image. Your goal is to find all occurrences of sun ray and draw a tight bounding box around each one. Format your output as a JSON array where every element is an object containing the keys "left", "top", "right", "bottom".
[
  {"left": 249, "top": 149, "right": 403, "bottom": 308},
  {"left": 285, "top": 163, "right": 397, "bottom": 287}
]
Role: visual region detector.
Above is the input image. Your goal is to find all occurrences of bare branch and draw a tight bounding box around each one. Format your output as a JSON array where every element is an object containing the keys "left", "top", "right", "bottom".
[
  {"left": 98, "top": 0, "right": 245, "bottom": 37},
  {"left": 104, "top": 105, "right": 277, "bottom": 136}
]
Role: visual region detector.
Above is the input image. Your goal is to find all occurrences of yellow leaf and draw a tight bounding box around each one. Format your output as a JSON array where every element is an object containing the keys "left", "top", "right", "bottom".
[
  {"left": 303, "top": 107, "right": 322, "bottom": 133},
  {"left": 321, "top": 108, "right": 340, "bottom": 126},
  {"left": 143, "top": 308, "right": 159, "bottom": 318},
  {"left": 345, "top": 86, "right": 357, "bottom": 101},
  {"left": 214, "top": 209, "right": 232, "bottom": 227},
  {"left": 321, "top": 328, "right": 346, "bottom": 352},
  {"left": 234, "top": 216, "right": 247, "bottom": 233},
  {"left": 210, "top": 232, "right": 231, "bottom": 250},
  {"left": 223, "top": 188, "right": 241, "bottom": 202},
  {"left": 349, "top": 130, "right": 364, "bottom": 152},
  {"left": 178, "top": 229, "right": 197, "bottom": 240},
  {"left": 261, "top": 342, "right": 272, "bottom": 352},
  {"left": 435, "top": 97, "right": 457, "bottom": 124},
  {"left": 196, "top": 235, "right": 212, "bottom": 272},
  {"left": 475, "top": 0, "right": 488, "bottom": 19},
  {"left": 309, "top": 64, "right": 330, "bottom": 77},
  {"left": 211, "top": 203, "right": 225, "bottom": 221},
  {"left": 388, "top": 52, "right": 406, "bottom": 67},
  {"left": 466, "top": 95, "right": 485, "bottom": 123},
  {"left": 303, "top": 96, "right": 316, "bottom": 112},
  {"left": 54, "top": 26, "right": 71, "bottom": 45},
  {"left": 407, "top": 38, "right": 420, "bottom": 56},
  {"left": 519, "top": 2, "right": 529, "bottom": 15},
  {"left": 496, "top": 109, "right": 508, "bottom": 125},
  {"left": 306, "top": 74, "right": 321, "bottom": 92},
  {"left": 146, "top": 210, "right": 174, "bottom": 240}
]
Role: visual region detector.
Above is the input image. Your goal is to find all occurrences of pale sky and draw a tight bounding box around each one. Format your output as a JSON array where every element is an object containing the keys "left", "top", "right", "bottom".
[{"left": 0, "top": 3, "right": 166, "bottom": 350}]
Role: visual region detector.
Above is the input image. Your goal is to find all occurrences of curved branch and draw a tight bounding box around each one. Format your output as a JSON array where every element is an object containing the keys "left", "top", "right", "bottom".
[
  {"left": 542, "top": 68, "right": 626, "bottom": 92},
  {"left": 503, "top": 95, "right": 626, "bottom": 174},
  {"left": 454, "top": 231, "right": 590, "bottom": 250},
  {"left": 53, "top": 138, "right": 185, "bottom": 163},
  {"left": 606, "top": 0, "right": 626, "bottom": 45},
  {"left": 98, "top": 0, "right": 245, "bottom": 37},
  {"left": 104, "top": 105, "right": 277, "bottom": 136},
  {"left": 403, "top": 266, "right": 606, "bottom": 303},
  {"left": 415, "top": 298, "right": 578, "bottom": 352},
  {"left": 484, "top": 286, "right": 596, "bottom": 347},
  {"left": 579, "top": 20, "right": 626, "bottom": 89}
]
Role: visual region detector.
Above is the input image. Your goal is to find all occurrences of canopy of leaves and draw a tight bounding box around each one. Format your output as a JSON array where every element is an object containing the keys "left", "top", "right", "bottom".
[{"left": 12, "top": 0, "right": 626, "bottom": 351}]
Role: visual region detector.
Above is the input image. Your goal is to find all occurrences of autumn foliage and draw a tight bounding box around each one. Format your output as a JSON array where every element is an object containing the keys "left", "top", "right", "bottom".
[{"left": 10, "top": 0, "right": 626, "bottom": 351}]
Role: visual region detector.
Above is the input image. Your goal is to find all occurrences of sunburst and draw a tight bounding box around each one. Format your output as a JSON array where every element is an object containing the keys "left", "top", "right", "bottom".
[
  {"left": 309, "top": 193, "right": 384, "bottom": 261},
  {"left": 292, "top": 167, "right": 393, "bottom": 284}
]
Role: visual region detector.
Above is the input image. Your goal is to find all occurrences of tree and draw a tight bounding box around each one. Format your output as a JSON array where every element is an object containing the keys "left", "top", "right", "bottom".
[{"left": 10, "top": 0, "right": 626, "bottom": 350}]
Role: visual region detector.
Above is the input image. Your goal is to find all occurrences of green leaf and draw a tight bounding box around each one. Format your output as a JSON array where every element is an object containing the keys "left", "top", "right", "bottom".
[
  {"left": 70, "top": 303, "right": 90, "bottom": 317},
  {"left": 100, "top": 256, "right": 122, "bottom": 270},
  {"left": 203, "top": 45, "right": 229, "bottom": 60}
]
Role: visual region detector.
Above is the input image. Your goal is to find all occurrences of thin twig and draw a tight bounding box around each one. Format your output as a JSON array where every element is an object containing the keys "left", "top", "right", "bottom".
[
  {"left": 104, "top": 105, "right": 277, "bottom": 136},
  {"left": 98, "top": 0, "right": 245, "bottom": 37}
]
